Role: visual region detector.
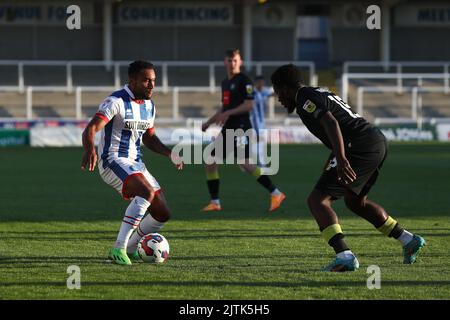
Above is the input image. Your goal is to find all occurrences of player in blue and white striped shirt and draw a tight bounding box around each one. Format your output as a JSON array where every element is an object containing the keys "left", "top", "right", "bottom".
[
  {"left": 81, "top": 60, "right": 183, "bottom": 265},
  {"left": 250, "top": 75, "right": 273, "bottom": 166}
]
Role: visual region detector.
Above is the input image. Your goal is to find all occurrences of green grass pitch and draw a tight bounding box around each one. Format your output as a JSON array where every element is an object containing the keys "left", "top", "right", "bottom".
[{"left": 0, "top": 143, "right": 449, "bottom": 299}]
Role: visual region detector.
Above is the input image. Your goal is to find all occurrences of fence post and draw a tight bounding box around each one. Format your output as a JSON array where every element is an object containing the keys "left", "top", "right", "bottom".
[
  {"left": 341, "top": 73, "right": 348, "bottom": 102},
  {"left": 256, "top": 63, "right": 262, "bottom": 76},
  {"left": 172, "top": 87, "right": 179, "bottom": 119},
  {"left": 67, "top": 62, "right": 73, "bottom": 93},
  {"left": 105, "top": 60, "right": 112, "bottom": 72},
  {"left": 417, "top": 89, "right": 423, "bottom": 131},
  {"left": 75, "top": 87, "right": 82, "bottom": 120},
  {"left": 396, "top": 63, "right": 403, "bottom": 94},
  {"left": 411, "top": 87, "right": 418, "bottom": 120},
  {"left": 343, "top": 61, "right": 349, "bottom": 74},
  {"left": 114, "top": 63, "right": 120, "bottom": 89},
  {"left": 357, "top": 87, "right": 364, "bottom": 117},
  {"left": 268, "top": 95, "right": 275, "bottom": 120},
  {"left": 19, "top": 62, "right": 24, "bottom": 93},
  {"left": 26, "top": 86, "right": 32, "bottom": 119},
  {"left": 162, "top": 63, "right": 169, "bottom": 94},
  {"left": 209, "top": 63, "right": 215, "bottom": 93},
  {"left": 383, "top": 60, "right": 390, "bottom": 72},
  {"left": 310, "top": 62, "right": 316, "bottom": 86},
  {"left": 311, "top": 74, "right": 318, "bottom": 87},
  {"left": 444, "top": 64, "right": 449, "bottom": 94}
]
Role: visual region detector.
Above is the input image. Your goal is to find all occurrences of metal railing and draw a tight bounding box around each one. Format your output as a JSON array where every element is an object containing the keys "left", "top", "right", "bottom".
[
  {"left": 356, "top": 86, "right": 450, "bottom": 128},
  {"left": 0, "top": 60, "right": 317, "bottom": 94},
  {"left": 3, "top": 85, "right": 279, "bottom": 120},
  {"left": 343, "top": 61, "right": 450, "bottom": 74},
  {"left": 341, "top": 73, "right": 450, "bottom": 102}
]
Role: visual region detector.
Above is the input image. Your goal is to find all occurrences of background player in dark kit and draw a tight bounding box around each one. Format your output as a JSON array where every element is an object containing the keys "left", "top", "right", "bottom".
[{"left": 201, "top": 49, "right": 285, "bottom": 212}]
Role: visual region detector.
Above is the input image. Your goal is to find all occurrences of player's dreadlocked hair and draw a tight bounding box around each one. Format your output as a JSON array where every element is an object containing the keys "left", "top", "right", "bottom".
[
  {"left": 128, "top": 60, "right": 154, "bottom": 78},
  {"left": 271, "top": 64, "right": 303, "bottom": 89}
]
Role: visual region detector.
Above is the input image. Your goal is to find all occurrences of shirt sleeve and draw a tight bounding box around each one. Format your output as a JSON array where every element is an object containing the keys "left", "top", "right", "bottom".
[
  {"left": 297, "top": 87, "right": 328, "bottom": 120},
  {"left": 95, "top": 96, "right": 120, "bottom": 122},
  {"left": 263, "top": 87, "right": 273, "bottom": 98},
  {"left": 242, "top": 76, "right": 254, "bottom": 100},
  {"left": 146, "top": 101, "right": 156, "bottom": 136}
]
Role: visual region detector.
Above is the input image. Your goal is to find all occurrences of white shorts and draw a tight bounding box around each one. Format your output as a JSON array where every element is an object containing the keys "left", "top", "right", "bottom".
[{"left": 98, "top": 158, "right": 161, "bottom": 200}]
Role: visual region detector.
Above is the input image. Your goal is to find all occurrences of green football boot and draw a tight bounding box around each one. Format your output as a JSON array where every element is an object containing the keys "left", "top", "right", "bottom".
[
  {"left": 108, "top": 247, "right": 132, "bottom": 265},
  {"left": 127, "top": 250, "right": 141, "bottom": 263},
  {"left": 322, "top": 256, "right": 360, "bottom": 272},
  {"left": 403, "top": 235, "right": 426, "bottom": 264}
]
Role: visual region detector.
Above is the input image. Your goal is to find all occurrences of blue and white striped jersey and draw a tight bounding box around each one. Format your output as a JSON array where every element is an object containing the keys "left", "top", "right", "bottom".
[
  {"left": 96, "top": 85, "right": 156, "bottom": 168},
  {"left": 250, "top": 87, "right": 272, "bottom": 134}
]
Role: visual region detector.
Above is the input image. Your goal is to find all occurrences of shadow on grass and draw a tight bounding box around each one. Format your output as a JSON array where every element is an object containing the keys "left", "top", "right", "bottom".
[
  {"left": 3, "top": 210, "right": 450, "bottom": 222},
  {"left": 0, "top": 250, "right": 446, "bottom": 265},
  {"left": 0, "top": 231, "right": 117, "bottom": 235},
  {"left": 1, "top": 280, "right": 449, "bottom": 288},
  {"left": 1, "top": 227, "right": 449, "bottom": 235},
  {"left": 0, "top": 256, "right": 108, "bottom": 266},
  {"left": 0, "top": 232, "right": 449, "bottom": 241}
]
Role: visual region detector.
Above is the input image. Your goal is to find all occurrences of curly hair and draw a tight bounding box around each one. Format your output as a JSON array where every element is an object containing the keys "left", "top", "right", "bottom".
[{"left": 271, "top": 64, "right": 303, "bottom": 89}]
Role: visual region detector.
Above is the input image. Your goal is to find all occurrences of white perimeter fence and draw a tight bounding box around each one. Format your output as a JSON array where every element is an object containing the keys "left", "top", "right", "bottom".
[
  {"left": 0, "top": 86, "right": 279, "bottom": 120},
  {"left": 0, "top": 60, "right": 317, "bottom": 94},
  {"left": 0, "top": 60, "right": 315, "bottom": 120},
  {"left": 343, "top": 61, "right": 450, "bottom": 74},
  {"left": 356, "top": 86, "right": 450, "bottom": 129},
  {"left": 341, "top": 73, "right": 450, "bottom": 103}
]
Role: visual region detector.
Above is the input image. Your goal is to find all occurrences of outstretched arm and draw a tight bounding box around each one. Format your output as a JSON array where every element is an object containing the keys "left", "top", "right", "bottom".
[
  {"left": 81, "top": 115, "right": 107, "bottom": 171},
  {"left": 319, "top": 111, "right": 356, "bottom": 184},
  {"left": 142, "top": 128, "right": 171, "bottom": 157},
  {"left": 215, "top": 99, "right": 253, "bottom": 126},
  {"left": 142, "top": 129, "right": 183, "bottom": 170},
  {"left": 202, "top": 109, "right": 222, "bottom": 131}
]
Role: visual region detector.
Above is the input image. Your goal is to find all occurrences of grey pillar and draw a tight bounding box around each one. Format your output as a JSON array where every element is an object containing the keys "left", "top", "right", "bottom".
[
  {"left": 103, "top": 1, "right": 113, "bottom": 68},
  {"left": 380, "top": 2, "right": 391, "bottom": 67},
  {"left": 243, "top": 2, "right": 252, "bottom": 72}
]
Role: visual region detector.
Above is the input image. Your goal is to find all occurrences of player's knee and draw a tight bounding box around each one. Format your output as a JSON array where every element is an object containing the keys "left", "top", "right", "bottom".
[
  {"left": 153, "top": 208, "right": 171, "bottom": 223},
  {"left": 159, "top": 211, "right": 171, "bottom": 223},
  {"left": 307, "top": 190, "right": 331, "bottom": 210},
  {"left": 140, "top": 187, "right": 155, "bottom": 203},
  {"left": 344, "top": 195, "right": 365, "bottom": 212}
]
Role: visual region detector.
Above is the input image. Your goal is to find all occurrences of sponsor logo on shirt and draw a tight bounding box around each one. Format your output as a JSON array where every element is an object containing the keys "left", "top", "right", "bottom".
[
  {"left": 125, "top": 109, "right": 133, "bottom": 118},
  {"left": 124, "top": 120, "right": 151, "bottom": 131},
  {"left": 325, "top": 157, "right": 337, "bottom": 171},
  {"left": 223, "top": 90, "right": 231, "bottom": 106},
  {"left": 100, "top": 99, "right": 111, "bottom": 109},
  {"left": 315, "top": 87, "right": 329, "bottom": 93},
  {"left": 246, "top": 84, "right": 253, "bottom": 95},
  {"left": 302, "top": 100, "right": 316, "bottom": 113}
]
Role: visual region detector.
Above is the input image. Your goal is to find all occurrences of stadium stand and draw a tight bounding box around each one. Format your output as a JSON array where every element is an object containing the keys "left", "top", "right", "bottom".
[
  {"left": 1, "top": 59, "right": 449, "bottom": 125},
  {"left": 341, "top": 63, "right": 450, "bottom": 122},
  {"left": 0, "top": 60, "right": 316, "bottom": 122}
]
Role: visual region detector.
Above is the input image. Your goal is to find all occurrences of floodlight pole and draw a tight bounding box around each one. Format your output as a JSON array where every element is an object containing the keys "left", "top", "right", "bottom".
[
  {"left": 380, "top": 2, "right": 391, "bottom": 71},
  {"left": 243, "top": 1, "right": 253, "bottom": 72},
  {"left": 103, "top": 1, "right": 113, "bottom": 71}
]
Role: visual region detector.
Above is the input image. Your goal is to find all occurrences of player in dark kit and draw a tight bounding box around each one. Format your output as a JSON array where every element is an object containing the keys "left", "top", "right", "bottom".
[
  {"left": 201, "top": 49, "right": 286, "bottom": 212},
  {"left": 271, "top": 64, "right": 426, "bottom": 271}
]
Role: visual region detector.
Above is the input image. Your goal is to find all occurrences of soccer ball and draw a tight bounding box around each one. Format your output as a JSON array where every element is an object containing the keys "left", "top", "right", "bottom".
[{"left": 137, "top": 233, "right": 170, "bottom": 263}]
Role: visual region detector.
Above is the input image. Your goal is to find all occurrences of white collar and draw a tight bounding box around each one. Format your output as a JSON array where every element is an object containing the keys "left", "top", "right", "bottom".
[{"left": 124, "top": 84, "right": 135, "bottom": 99}]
